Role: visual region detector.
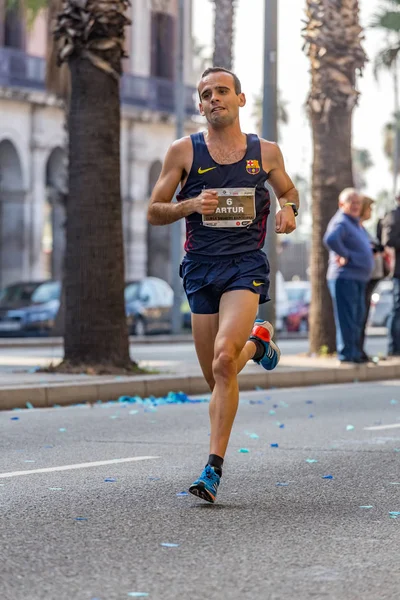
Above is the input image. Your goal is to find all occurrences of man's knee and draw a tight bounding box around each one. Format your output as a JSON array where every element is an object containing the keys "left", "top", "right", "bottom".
[{"left": 212, "top": 338, "right": 242, "bottom": 380}]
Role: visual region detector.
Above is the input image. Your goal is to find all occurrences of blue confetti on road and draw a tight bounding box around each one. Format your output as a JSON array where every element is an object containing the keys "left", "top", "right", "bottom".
[
  {"left": 161, "top": 543, "right": 179, "bottom": 548},
  {"left": 239, "top": 448, "right": 250, "bottom": 453},
  {"left": 270, "top": 443, "right": 279, "bottom": 448},
  {"left": 75, "top": 517, "right": 88, "bottom": 521},
  {"left": 26, "top": 402, "right": 34, "bottom": 409},
  {"left": 322, "top": 475, "right": 334, "bottom": 480},
  {"left": 128, "top": 594, "right": 149, "bottom": 598},
  {"left": 10, "top": 417, "right": 20, "bottom": 421},
  {"left": 346, "top": 425, "right": 355, "bottom": 431},
  {"left": 104, "top": 478, "right": 116, "bottom": 483},
  {"left": 306, "top": 459, "right": 318, "bottom": 464},
  {"left": 276, "top": 482, "right": 290, "bottom": 486},
  {"left": 360, "top": 506, "right": 373, "bottom": 509},
  {"left": 176, "top": 492, "right": 189, "bottom": 497}
]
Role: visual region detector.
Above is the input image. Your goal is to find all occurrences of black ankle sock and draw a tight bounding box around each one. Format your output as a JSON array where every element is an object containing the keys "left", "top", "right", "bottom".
[
  {"left": 207, "top": 454, "right": 223, "bottom": 476},
  {"left": 251, "top": 337, "right": 265, "bottom": 361}
]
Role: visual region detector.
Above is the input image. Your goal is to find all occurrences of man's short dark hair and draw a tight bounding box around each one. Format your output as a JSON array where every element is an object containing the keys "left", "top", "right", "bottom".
[{"left": 198, "top": 67, "right": 242, "bottom": 97}]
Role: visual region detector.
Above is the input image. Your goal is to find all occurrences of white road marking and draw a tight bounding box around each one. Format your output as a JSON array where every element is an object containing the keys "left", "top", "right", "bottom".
[
  {"left": 0, "top": 456, "right": 159, "bottom": 479},
  {"left": 364, "top": 423, "right": 400, "bottom": 431}
]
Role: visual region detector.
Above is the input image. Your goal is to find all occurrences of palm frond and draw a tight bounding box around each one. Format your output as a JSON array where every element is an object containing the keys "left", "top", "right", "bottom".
[
  {"left": 370, "top": 10, "right": 400, "bottom": 32},
  {"left": 373, "top": 45, "right": 400, "bottom": 78}
]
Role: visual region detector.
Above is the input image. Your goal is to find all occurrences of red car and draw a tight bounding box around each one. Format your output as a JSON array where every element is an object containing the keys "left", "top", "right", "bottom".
[{"left": 284, "top": 281, "right": 310, "bottom": 333}]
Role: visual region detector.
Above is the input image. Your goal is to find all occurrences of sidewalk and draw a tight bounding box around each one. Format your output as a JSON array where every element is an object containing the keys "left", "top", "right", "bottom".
[{"left": 0, "top": 352, "right": 399, "bottom": 411}]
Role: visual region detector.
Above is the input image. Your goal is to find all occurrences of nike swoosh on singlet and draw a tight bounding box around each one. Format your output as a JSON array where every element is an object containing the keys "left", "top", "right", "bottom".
[
  {"left": 253, "top": 281, "right": 263, "bottom": 287},
  {"left": 198, "top": 167, "right": 217, "bottom": 174}
]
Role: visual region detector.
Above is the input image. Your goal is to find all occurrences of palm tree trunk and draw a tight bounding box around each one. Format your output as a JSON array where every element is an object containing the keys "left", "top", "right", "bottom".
[
  {"left": 303, "top": 0, "right": 367, "bottom": 355},
  {"left": 62, "top": 53, "right": 131, "bottom": 370},
  {"left": 212, "top": 0, "right": 235, "bottom": 68},
  {"left": 310, "top": 110, "right": 353, "bottom": 354}
]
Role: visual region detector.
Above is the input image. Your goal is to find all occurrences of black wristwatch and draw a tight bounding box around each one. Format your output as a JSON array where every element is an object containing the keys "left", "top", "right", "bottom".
[{"left": 283, "top": 202, "right": 298, "bottom": 217}]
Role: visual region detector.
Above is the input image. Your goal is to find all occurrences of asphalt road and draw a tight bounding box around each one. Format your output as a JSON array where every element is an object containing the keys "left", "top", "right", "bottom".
[
  {"left": 1, "top": 381, "right": 399, "bottom": 599},
  {"left": 0, "top": 335, "right": 390, "bottom": 374}
]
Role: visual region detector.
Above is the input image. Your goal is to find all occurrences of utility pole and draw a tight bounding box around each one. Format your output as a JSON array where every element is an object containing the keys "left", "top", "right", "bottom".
[
  {"left": 258, "top": 0, "right": 278, "bottom": 325},
  {"left": 170, "top": 0, "right": 185, "bottom": 333}
]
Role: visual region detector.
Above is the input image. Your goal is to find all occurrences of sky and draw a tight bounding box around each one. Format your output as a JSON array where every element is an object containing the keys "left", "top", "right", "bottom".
[{"left": 192, "top": 0, "right": 394, "bottom": 199}]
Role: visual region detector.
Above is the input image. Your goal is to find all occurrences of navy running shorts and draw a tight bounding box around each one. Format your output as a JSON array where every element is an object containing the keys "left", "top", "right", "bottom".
[{"left": 180, "top": 250, "right": 270, "bottom": 314}]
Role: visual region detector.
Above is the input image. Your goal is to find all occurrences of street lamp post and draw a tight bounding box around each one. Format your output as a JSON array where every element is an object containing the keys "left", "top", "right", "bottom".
[
  {"left": 258, "top": 0, "right": 278, "bottom": 326},
  {"left": 170, "top": 0, "right": 186, "bottom": 334}
]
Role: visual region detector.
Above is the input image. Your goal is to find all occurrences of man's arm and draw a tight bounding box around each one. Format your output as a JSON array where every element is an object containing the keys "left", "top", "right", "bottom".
[
  {"left": 147, "top": 138, "right": 219, "bottom": 226},
  {"left": 261, "top": 140, "right": 299, "bottom": 234},
  {"left": 323, "top": 223, "right": 350, "bottom": 259}
]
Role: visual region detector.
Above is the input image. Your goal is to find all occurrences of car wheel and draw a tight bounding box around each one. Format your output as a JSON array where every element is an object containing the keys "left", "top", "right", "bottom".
[
  {"left": 134, "top": 317, "right": 146, "bottom": 336},
  {"left": 299, "top": 318, "right": 308, "bottom": 333}
]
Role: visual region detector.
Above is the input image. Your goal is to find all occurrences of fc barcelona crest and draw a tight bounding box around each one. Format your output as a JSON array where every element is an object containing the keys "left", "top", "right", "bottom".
[{"left": 246, "top": 159, "right": 260, "bottom": 175}]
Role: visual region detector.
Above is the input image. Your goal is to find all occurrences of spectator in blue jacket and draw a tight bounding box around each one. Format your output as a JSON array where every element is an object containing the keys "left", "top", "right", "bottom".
[{"left": 323, "top": 188, "right": 374, "bottom": 363}]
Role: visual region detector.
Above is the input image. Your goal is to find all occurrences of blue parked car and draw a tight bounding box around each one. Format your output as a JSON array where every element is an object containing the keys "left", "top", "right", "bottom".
[
  {"left": 0, "top": 280, "right": 60, "bottom": 336},
  {"left": 0, "top": 277, "right": 185, "bottom": 336}
]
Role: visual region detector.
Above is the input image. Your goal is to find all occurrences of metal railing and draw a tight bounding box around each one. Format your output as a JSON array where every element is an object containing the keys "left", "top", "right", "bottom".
[{"left": 0, "top": 47, "right": 197, "bottom": 116}]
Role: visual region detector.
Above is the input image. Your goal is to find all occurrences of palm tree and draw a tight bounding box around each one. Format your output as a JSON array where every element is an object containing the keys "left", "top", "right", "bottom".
[
  {"left": 21, "top": 0, "right": 136, "bottom": 373},
  {"left": 211, "top": 0, "right": 236, "bottom": 68},
  {"left": 371, "top": 1, "right": 400, "bottom": 196},
  {"left": 303, "top": 0, "right": 367, "bottom": 355}
]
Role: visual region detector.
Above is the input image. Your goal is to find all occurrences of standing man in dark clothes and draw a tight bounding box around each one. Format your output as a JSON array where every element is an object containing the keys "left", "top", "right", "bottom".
[
  {"left": 323, "top": 188, "right": 374, "bottom": 363},
  {"left": 382, "top": 194, "right": 400, "bottom": 356}
]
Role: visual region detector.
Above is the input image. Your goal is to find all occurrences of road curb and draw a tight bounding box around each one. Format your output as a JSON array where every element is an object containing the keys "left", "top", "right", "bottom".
[
  {"left": 0, "top": 331, "right": 315, "bottom": 348},
  {"left": 1, "top": 362, "right": 399, "bottom": 410}
]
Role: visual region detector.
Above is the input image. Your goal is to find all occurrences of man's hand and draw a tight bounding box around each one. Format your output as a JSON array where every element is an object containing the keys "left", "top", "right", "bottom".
[
  {"left": 336, "top": 255, "right": 348, "bottom": 267},
  {"left": 275, "top": 205, "right": 296, "bottom": 234},
  {"left": 193, "top": 190, "right": 219, "bottom": 215}
]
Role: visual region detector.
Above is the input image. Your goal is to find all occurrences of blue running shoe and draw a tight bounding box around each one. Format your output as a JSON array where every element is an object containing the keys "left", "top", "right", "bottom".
[
  {"left": 250, "top": 319, "right": 281, "bottom": 371},
  {"left": 189, "top": 465, "right": 220, "bottom": 503}
]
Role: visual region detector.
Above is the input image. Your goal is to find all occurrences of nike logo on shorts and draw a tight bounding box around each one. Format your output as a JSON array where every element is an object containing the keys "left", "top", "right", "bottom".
[
  {"left": 253, "top": 281, "right": 263, "bottom": 287},
  {"left": 198, "top": 166, "right": 217, "bottom": 174}
]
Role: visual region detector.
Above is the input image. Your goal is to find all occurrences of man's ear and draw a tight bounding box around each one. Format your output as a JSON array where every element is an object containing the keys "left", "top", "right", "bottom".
[
  {"left": 238, "top": 93, "right": 246, "bottom": 108},
  {"left": 199, "top": 102, "right": 205, "bottom": 116}
]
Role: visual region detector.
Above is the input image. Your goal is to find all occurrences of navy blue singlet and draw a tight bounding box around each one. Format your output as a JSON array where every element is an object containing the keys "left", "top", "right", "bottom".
[{"left": 177, "top": 132, "right": 270, "bottom": 256}]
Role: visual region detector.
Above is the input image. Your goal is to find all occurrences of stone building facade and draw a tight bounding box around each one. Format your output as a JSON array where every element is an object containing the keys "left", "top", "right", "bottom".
[{"left": 0, "top": 0, "right": 199, "bottom": 289}]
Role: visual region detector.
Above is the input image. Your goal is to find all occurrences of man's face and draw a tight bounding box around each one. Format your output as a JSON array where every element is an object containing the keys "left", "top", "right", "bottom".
[
  {"left": 198, "top": 72, "right": 246, "bottom": 128},
  {"left": 342, "top": 193, "right": 362, "bottom": 218}
]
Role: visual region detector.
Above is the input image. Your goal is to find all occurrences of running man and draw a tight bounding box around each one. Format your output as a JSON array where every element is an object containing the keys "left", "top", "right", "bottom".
[{"left": 147, "top": 67, "right": 299, "bottom": 503}]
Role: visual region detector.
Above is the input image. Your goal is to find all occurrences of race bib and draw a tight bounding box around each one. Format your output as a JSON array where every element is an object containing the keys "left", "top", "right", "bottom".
[{"left": 202, "top": 187, "right": 256, "bottom": 228}]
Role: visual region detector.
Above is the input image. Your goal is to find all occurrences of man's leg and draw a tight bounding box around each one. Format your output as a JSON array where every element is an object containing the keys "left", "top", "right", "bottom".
[
  {"left": 208, "top": 290, "right": 260, "bottom": 459},
  {"left": 328, "top": 280, "right": 345, "bottom": 360},
  {"left": 354, "top": 281, "right": 367, "bottom": 361},
  {"left": 191, "top": 312, "right": 220, "bottom": 390},
  {"left": 191, "top": 313, "right": 261, "bottom": 392},
  {"left": 189, "top": 290, "right": 260, "bottom": 503},
  {"left": 335, "top": 279, "right": 359, "bottom": 361}
]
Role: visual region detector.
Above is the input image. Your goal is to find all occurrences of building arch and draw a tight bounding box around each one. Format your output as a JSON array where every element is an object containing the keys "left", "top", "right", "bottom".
[
  {"left": 146, "top": 159, "right": 171, "bottom": 282},
  {"left": 44, "top": 147, "right": 67, "bottom": 280},
  {"left": 0, "top": 139, "right": 25, "bottom": 287}
]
